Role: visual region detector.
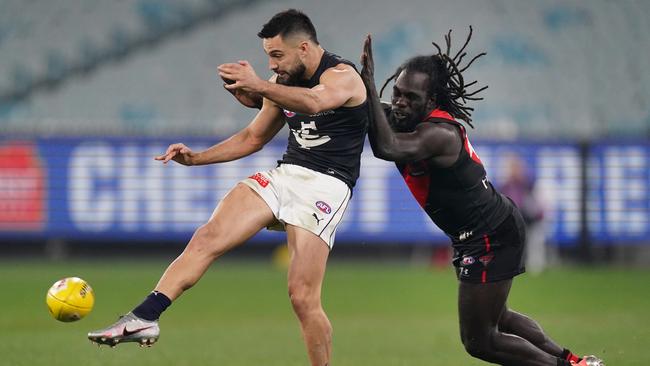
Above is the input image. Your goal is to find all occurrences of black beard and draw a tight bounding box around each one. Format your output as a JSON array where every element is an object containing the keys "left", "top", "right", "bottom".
[
  {"left": 276, "top": 63, "right": 307, "bottom": 86},
  {"left": 389, "top": 112, "right": 419, "bottom": 132}
]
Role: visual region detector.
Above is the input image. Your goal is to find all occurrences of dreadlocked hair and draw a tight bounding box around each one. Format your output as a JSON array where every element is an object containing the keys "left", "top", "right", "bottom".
[{"left": 379, "top": 26, "right": 487, "bottom": 128}]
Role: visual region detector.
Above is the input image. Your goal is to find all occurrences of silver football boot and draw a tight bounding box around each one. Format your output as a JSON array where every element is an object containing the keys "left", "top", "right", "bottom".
[
  {"left": 575, "top": 355, "right": 605, "bottom": 366},
  {"left": 88, "top": 312, "right": 159, "bottom": 347}
]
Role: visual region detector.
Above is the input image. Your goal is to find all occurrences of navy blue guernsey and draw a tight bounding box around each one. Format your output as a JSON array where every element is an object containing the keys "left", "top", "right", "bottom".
[
  {"left": 278, "top": 51, "right": 368, "bottom": 188},
  {"left": 396, "top": 109, "right": 513, "bottom": 246}
]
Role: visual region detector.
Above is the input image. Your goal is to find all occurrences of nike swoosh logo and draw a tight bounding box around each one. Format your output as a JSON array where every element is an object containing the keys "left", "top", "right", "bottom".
[{"left": 122, "top": 325, "right": 154, "bottom": 337}]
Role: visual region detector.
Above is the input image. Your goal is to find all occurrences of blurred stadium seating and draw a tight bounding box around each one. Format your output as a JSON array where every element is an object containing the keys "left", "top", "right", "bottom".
[{"left": 1, "top": 0, "right": 648, "bottom": 137}]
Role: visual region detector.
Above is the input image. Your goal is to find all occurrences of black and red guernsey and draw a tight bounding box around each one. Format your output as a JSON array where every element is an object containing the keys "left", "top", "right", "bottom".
[{"left": 396, "top": 109, "right": 513, "bottom": 247}]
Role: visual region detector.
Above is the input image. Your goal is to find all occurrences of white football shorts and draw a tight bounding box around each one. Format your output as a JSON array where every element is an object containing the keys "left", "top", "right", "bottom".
[{"left": 241, "top": 163, "right": 351, "bottom": 249}]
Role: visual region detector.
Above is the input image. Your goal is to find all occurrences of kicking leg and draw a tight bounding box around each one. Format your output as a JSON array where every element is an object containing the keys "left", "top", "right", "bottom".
[
  {"left": 88, "top": 183, "right": 275, "bottom": 346},
  {"left": 153, "top": 183, "right": 275, "bottom": 299},
  {"left": 459, "top": 279, "right": 565, "bottom": 366},
  {"left": 286, "top": 225, "right": 332, "bottom": 366}
]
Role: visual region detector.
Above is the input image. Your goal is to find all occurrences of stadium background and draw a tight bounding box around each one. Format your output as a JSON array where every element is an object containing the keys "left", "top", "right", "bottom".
[{"left": 1, "top": 0, "right": 649, "bottom": 365}]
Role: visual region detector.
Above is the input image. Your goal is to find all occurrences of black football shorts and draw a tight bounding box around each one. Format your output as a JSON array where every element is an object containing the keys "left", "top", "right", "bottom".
[{"left": 453, "top": 209, "right": 527, "bottom": 283}]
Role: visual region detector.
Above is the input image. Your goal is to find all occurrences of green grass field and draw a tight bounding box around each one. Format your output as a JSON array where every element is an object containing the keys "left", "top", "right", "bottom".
[{"left": 1, "top": 259, "right": 648, "bottom": 365}]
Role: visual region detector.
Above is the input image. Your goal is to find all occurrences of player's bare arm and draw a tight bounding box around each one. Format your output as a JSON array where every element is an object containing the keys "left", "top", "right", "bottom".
[
  {"left": 154, "top": 99, "right": 284, "bottom": 165},
  {"left": 218, "top": 61, "right": 365, "bottom": 114},
  {"left": 360, "top": 34, "right": 458, "bottom": 163}
]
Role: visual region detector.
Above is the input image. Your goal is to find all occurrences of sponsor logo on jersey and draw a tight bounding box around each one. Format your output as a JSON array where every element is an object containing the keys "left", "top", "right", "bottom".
[
  {"left": 461, "top": 256, "right": 475, "bottom": 265},
  {"left": 248, "top": 172, "right": 269, "bottom": 188},
  {"left": 283, "top": 109, "right": 296, "bottom": 118},
  {"left": 315, "top": 201, "right": 331, "bottom": 214},
  {"left": 479, "top": 253, "right": 495, "bottom": 267},
  {"left": 309, "top": 110, "right": 334, "bottom": 117}
]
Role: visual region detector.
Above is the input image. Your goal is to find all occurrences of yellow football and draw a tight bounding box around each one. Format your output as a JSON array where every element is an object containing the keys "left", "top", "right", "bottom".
[{"left": 46, "top": 277, "right": 95, "bottom": 322}]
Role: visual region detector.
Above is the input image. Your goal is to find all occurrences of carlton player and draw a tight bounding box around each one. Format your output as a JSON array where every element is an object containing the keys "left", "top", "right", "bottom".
[
  {"left": 360, "top": 30, "right": 603, "bottom": 366},
  {"left": 89, "top": 9, "right": 367, "bottom": 366}
]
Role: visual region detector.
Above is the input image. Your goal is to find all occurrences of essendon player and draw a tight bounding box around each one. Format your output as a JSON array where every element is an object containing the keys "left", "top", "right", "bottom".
[{"left": 360, "top": 29, "right": 603, "bottom": 366}]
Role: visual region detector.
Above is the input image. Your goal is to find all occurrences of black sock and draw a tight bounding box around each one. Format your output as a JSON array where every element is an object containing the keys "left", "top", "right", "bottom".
[
  {"left": 132, "top": 291, "right": 172, "bottom": 321},
  {"left": 557, "top": 357, "right": 572, "bottom": 366}
]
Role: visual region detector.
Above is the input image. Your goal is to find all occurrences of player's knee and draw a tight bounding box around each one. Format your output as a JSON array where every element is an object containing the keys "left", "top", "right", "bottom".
[
  {"left": 288, "top": 284, "right": 319, "bottom": 318},
  {"left": 187, "top": 223, "right": 228, "bottom": 259},
  {"left": 461, "top": 333, "right": 494, "bottom": 360}
]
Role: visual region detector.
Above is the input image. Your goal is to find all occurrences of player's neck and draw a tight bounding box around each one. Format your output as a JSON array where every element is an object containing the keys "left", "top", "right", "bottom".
[{"left": 303, "top": 46, "right": 325, "bottom": 80}]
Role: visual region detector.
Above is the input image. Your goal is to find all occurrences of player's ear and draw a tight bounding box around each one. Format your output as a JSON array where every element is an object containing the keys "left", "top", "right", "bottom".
[
  {"left": 298, "top": 40, "right": 309, "bottom": 54},
  {"left": 426, "top": 94, "right": 437, "bottom": 111},
  {"left": 295, "top": 41, "right": 310, "bottom": 62}
]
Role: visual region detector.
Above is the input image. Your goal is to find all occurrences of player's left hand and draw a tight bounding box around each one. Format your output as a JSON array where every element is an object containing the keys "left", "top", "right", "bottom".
[
  {"left": 218, "top": 61, "right": 264, "bottom": 93},
  {"left": 360, "top": 34, "right": 375, "bottom": 86}
]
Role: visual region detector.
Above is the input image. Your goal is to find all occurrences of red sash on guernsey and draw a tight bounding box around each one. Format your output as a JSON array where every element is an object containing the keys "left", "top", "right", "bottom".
[{"left": 402, "top": 109, "right": 483, "bottom": 208}]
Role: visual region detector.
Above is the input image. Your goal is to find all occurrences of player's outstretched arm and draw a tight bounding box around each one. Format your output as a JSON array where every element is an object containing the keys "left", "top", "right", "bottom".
[
  {"left": 218, "top": 61, "right": 364, "bottom": 114},
  {"left": 360, "top": 34, "right": 452, "bottom": 163},
  {"left": 154, "top": 100, "right": 284, "bottom": 166}
]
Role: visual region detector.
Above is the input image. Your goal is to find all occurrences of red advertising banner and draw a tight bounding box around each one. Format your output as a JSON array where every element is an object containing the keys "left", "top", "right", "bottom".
[{"left": 0, "top": 142, "right": 46, "bottom": 230}]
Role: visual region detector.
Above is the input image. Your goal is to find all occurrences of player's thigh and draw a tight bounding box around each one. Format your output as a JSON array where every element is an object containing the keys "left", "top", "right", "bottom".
[
  {"left": 199, "top": 183, "right": 275, "bottom": 251},
  {"left": 458, "top": 279, "right": 512, "bottom": 336},
  {"left": 286, "top": 225, "right": 330, "bottom": 296}
]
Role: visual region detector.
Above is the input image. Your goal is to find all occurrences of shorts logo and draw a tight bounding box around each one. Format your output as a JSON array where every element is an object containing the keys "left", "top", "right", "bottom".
[
  {"left": 283, "top": 109, "right": 296, "bottom": 118},
  {"left": 479, "top": 253, "right": 495, "bottom": 267},
  {"left": 461, "top": 256, "right": 475, "bottom": 265},
  {"left": 315, "top": 201, "right": 331, "bottom": 214},
  {"left": 249, "top": 172, "right": 269, "bottom": 188},
  {"left": 312, "top": 213, "right": 324, "bottom": 225},
  {"left": 459, "top": 230, "right": 473, "bottom": 241}
]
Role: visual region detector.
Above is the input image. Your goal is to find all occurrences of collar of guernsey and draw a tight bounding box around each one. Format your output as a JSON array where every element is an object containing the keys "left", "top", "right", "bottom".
[{"left": 426, "top": 109, "right": 454, "bottom": 121}]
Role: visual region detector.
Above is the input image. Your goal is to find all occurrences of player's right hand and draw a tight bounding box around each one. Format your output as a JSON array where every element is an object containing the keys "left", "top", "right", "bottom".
[
  {"left": 222, "top": 75, "right": 263, "bottom": 109},
  {"left": 360, "top": 34, "right": 375, "bottom": 86},
  {"left": 154, "top": 143, "right": 196, "bottom": 166}
]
